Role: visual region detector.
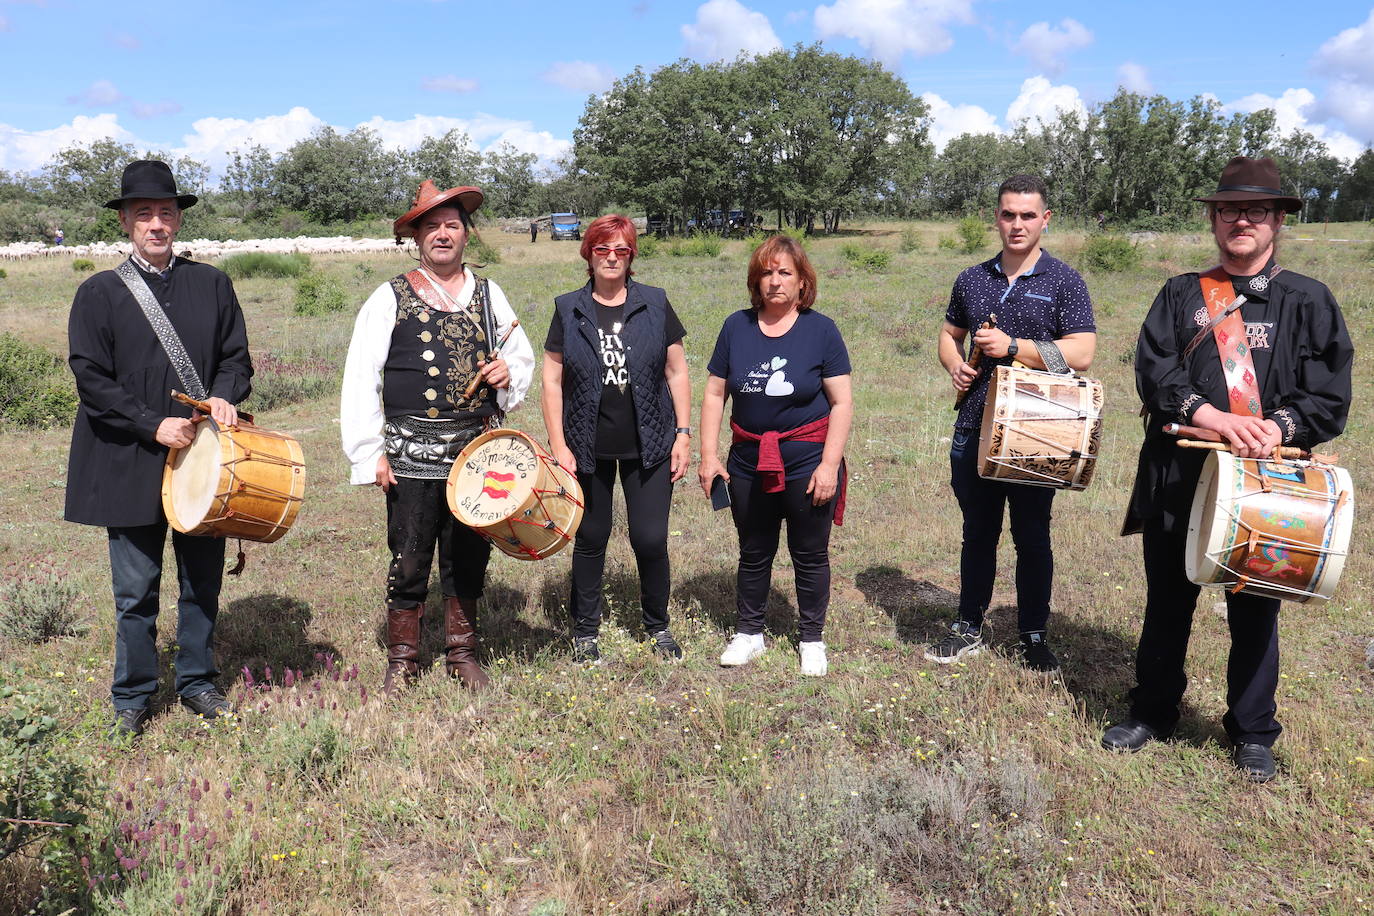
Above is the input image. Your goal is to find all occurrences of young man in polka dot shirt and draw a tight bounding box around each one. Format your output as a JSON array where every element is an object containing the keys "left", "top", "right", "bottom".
[{"left": 933, "top": 174, "right": 1098, "bottom": 671}]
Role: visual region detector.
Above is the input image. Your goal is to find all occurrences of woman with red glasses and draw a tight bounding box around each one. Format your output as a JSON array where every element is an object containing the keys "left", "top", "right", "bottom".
[{"left": 542, "top": 214, "right": 692, "bottom": 665}]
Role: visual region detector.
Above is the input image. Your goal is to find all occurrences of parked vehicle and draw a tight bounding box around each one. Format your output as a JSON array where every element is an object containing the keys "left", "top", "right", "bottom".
[{"left": 550, "top": 213, "right": 581, "bottom": 240}]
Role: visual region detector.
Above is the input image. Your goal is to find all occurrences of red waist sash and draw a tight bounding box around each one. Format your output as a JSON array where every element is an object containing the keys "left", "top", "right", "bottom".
[{"left": 730, "top": 416, "right": 846, "bottom": 525}]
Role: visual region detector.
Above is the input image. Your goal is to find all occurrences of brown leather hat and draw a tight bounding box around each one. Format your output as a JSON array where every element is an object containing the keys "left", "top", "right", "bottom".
[
  {"left": 393, "top": 180, "right": 483, "bottom": 238},
  {"left": 1195, "top": 156, "right": 1301, "bottom": 213}
]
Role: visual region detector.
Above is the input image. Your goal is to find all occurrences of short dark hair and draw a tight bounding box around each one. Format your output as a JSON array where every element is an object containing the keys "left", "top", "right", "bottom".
[{"left": 997, "top": 174, "right": 1049, "bottom": 209}]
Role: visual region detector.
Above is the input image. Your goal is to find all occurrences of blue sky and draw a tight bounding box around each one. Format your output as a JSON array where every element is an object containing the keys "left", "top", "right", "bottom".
[{"left": 1, "top": 0, "right": 1370, "bottom": 177}]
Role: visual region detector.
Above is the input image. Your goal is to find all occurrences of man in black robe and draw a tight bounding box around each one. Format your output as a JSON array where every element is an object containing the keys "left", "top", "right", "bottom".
[
  {"left": 66, "top": 160, "right": 253, "bottom": 737},
  {"left": 1103, "top": 157, "right": 1353, "bottom": 782}
]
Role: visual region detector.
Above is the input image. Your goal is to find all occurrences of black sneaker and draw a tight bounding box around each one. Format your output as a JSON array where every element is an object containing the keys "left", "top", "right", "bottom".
[
  {"left": 650, "top": 629, "right": 684, "bottom": 660},
  {"left": 181, "top": 688, "right": 233, "bottom": 719},
  {"left": 1019, "top": 630, "right": 1060, "bottom": 672},
  {"left": 924, "top": 621, "right": 983, "bottom": 664},
  {"left": 572, "top": 635, "right": 602, "bottom": 666},
  {"left": 111, "top": 707, "right": 150, "bottom": 738}
]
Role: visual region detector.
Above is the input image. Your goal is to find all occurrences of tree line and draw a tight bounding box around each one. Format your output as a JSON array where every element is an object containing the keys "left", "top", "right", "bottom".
[{"left": 1, "top": 45, "right": 1371, "bottom": 244}]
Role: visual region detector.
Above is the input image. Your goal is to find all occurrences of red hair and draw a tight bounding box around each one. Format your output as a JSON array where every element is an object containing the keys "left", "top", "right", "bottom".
[
  {"left": 746, "top": 235, "right": 817, "bottom": 311},
  {"left": 580, "top": 214, "right": 638, "bottom": 277}
]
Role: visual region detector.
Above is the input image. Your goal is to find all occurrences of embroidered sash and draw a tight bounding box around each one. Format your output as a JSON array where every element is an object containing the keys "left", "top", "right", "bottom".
[
  {"left": 115, "top": 259, "right": 208, "bottom": 400},
  {"left": 1199, "top": 266, "right": 1261, "bottom": 418}
]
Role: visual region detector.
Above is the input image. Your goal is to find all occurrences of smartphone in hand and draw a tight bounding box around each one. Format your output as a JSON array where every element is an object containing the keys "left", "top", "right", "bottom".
[{"left": 710, "top": 474, "right": 731, "bottom": 511}]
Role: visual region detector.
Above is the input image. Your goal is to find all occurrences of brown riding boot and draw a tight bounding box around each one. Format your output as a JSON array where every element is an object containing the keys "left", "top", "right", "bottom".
[
  {"left": 444, "top": 596, "right": 490, "bottom": 690},
  {"left": 382, "top": 605, "right": 422, "bottom": 694}
]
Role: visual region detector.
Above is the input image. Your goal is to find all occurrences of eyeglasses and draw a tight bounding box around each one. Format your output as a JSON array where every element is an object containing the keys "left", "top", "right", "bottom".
[
  {"left": 592, "top": 245, "right": 632, "bottom": 258},
  {"left": 1216, "top": 206, "right": 1274, "bottom": 224}
]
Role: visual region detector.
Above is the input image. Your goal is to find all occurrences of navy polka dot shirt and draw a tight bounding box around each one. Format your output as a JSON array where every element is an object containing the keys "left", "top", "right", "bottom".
[{"left": 945, "top": 250, "right": 1096, "bottom": 429}]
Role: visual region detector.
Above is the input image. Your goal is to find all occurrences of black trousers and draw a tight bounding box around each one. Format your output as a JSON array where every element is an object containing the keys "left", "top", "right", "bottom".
[
  {"left": 108, "top": 521, "right": 225, "bottom": 710},
  {"left": 949, "top": 428, "right": 1055, "bottom": 632},
  {"left": 385, "top": 476, "right": 492, "bottom": 609},
  {"left": 729, "top": 471, "right": 836, "bottom": 643},
  {"left": 571, "top": 457, "right": 673, "bottom": 638},
  {"left": 1129, "top": 519, "right": 1282, "bottom": 746}
]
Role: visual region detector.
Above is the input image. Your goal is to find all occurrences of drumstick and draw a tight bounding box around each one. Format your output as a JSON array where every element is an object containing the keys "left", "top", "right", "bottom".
[
  {"left": 1173, "top": 438, "right": 1311, "bottom": 460},
  {"left": 953, "top": 313, "right": 997, "bottom": 409},
  {"left": 171, "top": 390, "right": 254, "bottom": 426},
  {"left": 463, "top": 319, "right": 521, "bottom": 399},
  {"left": 1165, "top": 424, "right": 1330, "bottom": 462}
]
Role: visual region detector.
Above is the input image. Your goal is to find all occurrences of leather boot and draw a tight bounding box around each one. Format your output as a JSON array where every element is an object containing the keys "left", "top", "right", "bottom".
[
  {"left": 445, "top": 596, "right": 490, "bottom": 690},
  {"left": 382, "top": 605, "right": 422, "bottom": 694}
]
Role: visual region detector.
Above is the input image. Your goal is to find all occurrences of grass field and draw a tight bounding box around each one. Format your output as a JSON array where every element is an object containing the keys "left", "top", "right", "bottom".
[{"left": 1, "top": 220, "right": 1372, "bottom": 914}]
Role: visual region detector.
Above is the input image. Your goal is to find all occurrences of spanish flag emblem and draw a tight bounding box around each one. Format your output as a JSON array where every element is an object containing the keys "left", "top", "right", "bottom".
[{"left": 481, "top": 471, "right": 516, "bottom": 499}]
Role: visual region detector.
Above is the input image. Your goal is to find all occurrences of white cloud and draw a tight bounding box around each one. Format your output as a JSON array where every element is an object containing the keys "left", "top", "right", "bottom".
[
  {"left": 356, "top": 113, "right": 571, "bottom": 163},
  {"left": 0, "top": 113, "right": 139, "bottom": 172},
  {"left": 1012, "top": 18, "right": 1092, "bottom": 76},
  {"left": 1117, "top": 62, "right": 1152, "bottom": 94},
  {"left": 131, "top": 101, "right": 183, "bottom": 119},
  {"left": 1005, "top": 76, "right": 1086, "bottom": 128},
  {"left": 176, "top": 107, "right": 325, "bottom": 165},
  {"left": 921, "top": 92, "right": 998, "bottom": 150},
  {"left": 109, "top": 31, "right": 139, "bottom": 50},
  {"left": 421, "top": 75, "right": 480, "bottom": 94},
  {"left": 681, "top": 0, "right": 780, "bottom": 61},
  {"left": 814, "top": 0, "right": 975, "bottom": 66},
  {"left": 1226, "top": 88, "right": 1366, "bottom": 162},
  {"left": 542, "top": 61, "right": 616, "bottom": 93},
  {"left": 1310, "top": 9, "right": 1374, "bottom": 144},
  {"left": 67, "top": 79, "right": 123, "bottom": 107}
]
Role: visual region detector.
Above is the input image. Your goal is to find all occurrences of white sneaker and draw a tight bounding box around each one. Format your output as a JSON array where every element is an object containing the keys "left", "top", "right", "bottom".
[
  {"left": 799, "top": 641, "right": 828, "bottom": 677},
  {"left": 720, "top": 633, "right": 765, "bottom": 667}
]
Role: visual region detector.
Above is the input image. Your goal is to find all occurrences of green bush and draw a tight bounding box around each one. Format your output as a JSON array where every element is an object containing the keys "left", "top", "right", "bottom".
[
  {"left": 0, "top": 558, "right": 85, "bottom": 643},
  {"left": 780, "top": 225, "right": 809, "bottom": 249},
  {"left": 955, "top": 215, "right": 987, "bottom": 254},
  {"left": 0, "top": 267, "right": 7, "bottom": 279},
  {"left": 670, "top": 233, "right": 723, "bottom": 258},
  {"left": 743, "top": 230, "right": 768, "bottom": 250},
  {"left": 841, "top": 242, "right": 892, "bottom": 271},
  {"left": 293, "top": 272, "right": 347, "bottom": 317},
  {"left": 0, "top": 333, "right": 78, "bottom": 428},
  {"left": 1081, "top": 234, "right": 1142, "bottom": 272},
  {"left": 899, "top": 227, "right": 922, "bottom": 253},
  {"left": 937, "top": 234, "right": 959, "bottom": 251},
  {"left": 635, "top": 233, "right": 660, "bottom": 258},
  {"left": 466, "top": 232, "right": 502, "bottom": 266},
  {"left": 218, "top": 251, "right": 311, "bottom": 280},
  {"left": 71, "top": 258, "right": 95, "bottom": 272},
  {"left": 241, "top": 352, "right": 339, "bottom": 413}
]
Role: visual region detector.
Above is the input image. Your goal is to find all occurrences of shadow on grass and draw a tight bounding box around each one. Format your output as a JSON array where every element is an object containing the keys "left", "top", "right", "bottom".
[
  {"left": 855, "top": 565, "right": 957, "bottom": 646},
  {"left": 675, "top": 568, "right": 798, "bottom": 642},
  {"left": 152, "top": 593, "right": 339, "bottom": 710}
]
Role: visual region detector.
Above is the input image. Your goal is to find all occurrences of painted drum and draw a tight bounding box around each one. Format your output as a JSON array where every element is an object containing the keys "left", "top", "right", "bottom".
[
  {"left": 446, "top": 429, "right": 584, "bottom": 561},
  {"left": 161, "top": 418, "right": 306, "bottom": 543},
  {"left": 1187, "top": 450, "right": 1354, "bottom": 603},
  {"left": 977, "top": 365, "right": 1104, "bottom": 490}
]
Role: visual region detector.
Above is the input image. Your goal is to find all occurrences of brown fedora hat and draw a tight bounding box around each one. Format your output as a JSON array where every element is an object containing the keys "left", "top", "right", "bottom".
[
  {"left": 104, "top": 159, "right": 198, "bottom": 210},
  {"left": 1195, "top": 156, "right": 1301, "bottom": 213},
  {"left": 393, "top": 180, "right": 484, "bottom": 238}
]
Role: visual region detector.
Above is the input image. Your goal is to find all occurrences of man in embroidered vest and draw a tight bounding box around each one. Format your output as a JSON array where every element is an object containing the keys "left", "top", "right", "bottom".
[
  {"left": 1104, "top": 156, "right": 1353, "bottom": 782},
  {"left": 341, "top": 181, "right": 534, "bottom": 693},
  {"left": 66, "top": 160, "right": 254, "bottom": 738}
]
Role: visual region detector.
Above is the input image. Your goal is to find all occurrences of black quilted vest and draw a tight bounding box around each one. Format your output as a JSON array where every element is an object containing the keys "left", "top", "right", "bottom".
[
  {"left": 382, "top": 273, "right": 496, "bottom": 420},
  {"left": 553, "top": 280, "right": 676, "bottom": 470}
]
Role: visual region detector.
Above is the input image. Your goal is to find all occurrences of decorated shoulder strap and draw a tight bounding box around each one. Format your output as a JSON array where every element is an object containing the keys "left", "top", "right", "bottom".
[
  {"left": 1031, "top": 339, "right": 1070, "bottom": 374},
  {"left": 1198, "top": 266, "right": 1262, "bottom": 418},
  {"left": 115, "top": 259, "right": 207, "bottom": 400}
]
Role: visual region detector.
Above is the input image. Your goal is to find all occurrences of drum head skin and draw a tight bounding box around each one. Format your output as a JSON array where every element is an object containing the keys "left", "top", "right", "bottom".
[
  {"left": 166, "top": 421, "right": 222, "bottom": 531},
  {"left": 977, "top": 365, "right": 1103, "bottom": 490}
]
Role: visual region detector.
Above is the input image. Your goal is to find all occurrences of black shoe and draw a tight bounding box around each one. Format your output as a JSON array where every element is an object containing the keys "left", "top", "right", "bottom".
[
  {"left": 1101, "top": 718, "right": 1171, "bottom": 752},
  {"left": 1232, "top": 743, "right": 1277, "bottom": 783},
  {"left": 924, "top": 621, "right": 983, "bottom": 664},
  {"left": 180, "top": 688, "right": 233, "bottom": 719},
  {"left": 572, "top": 635, "right": 602, "bottom": 666},
  {"left": 111, "top": 707, "right": 150, "bottom": 738},
  {"left": 1019, "top": 630, "right": 1060, "bottom": 672},
  {"left": 650, "top": 629, "right": 683, "bottom": 660}
]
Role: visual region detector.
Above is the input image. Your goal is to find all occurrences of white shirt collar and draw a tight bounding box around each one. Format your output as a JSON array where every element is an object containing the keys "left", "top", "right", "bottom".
[{"left": 131, "top": 250, "right": 176, "bottom": 276}]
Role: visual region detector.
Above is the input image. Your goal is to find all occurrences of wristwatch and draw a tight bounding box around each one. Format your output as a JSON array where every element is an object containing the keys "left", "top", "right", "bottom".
[
  {"left": 675, "top": 427, "right": 692, "bottom": 436},
  {"left": 1006, "top": 338, "right": 1019, "bottom": 358}
]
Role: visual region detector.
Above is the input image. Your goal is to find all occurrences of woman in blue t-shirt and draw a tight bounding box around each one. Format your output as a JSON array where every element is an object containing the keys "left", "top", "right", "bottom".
[
  {"left": 698, "top": 235, "right": 853, "bottom": 677},
  {"left": 542, "top": 215, "right": 692, "bottom": 665}
]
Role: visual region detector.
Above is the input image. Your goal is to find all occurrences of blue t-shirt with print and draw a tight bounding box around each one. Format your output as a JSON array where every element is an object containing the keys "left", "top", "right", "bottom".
[
  {"left": 945, "top": 250, "right": 1095, "bottom": 429},
  {"left": 707, "top": 308, "right": 851, "bottom": 479}
]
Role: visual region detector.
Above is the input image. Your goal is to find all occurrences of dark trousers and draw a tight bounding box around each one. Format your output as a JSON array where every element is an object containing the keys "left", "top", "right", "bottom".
[
  {"left": 108, "top": 521, "right": 225, "bottom": 711},
  {"left": 1129, "top": 519, "right": 1282, "bottom": 746},
  {"left": 949, "top": 428, "right": 1056, "bottom": 632},
  {"left": 385, "top": 476, "right": 492, "bottom": 609},
  {"left": 730, "top": 472, "right": 836, "bottom": 643},
  {"left": 571, "top": 457, "right": 673, "bottom": 637}
]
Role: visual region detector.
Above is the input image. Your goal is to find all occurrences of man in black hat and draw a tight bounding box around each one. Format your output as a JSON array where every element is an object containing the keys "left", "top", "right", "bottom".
[
  {"left": 1103, "top": 156, "right": 1353, "bottom": 782},
  {"left": 341, "top": 180, "right": 533, "bottom": 693},
  {"left": 66, "top": 159, "right": 253, "bottom": 738}
]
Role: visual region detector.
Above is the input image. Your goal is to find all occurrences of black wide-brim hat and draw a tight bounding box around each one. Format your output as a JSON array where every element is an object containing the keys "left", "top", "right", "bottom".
[
  {"left": 104, "top": 159, "right": 198, "bottom": 210},
  {"left": 1195, "top": 155, "right": 1301, "bottom": 213}
]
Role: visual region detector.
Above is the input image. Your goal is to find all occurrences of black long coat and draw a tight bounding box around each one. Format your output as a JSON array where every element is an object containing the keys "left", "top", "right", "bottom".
[{"left": 65, "top": 260, "right": 253, "bottom": 527}]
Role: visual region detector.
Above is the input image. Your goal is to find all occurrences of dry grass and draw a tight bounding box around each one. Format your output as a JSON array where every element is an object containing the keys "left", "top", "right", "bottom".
[{"left": 1, "top": 222, "right": 1372, "bottom": 913}]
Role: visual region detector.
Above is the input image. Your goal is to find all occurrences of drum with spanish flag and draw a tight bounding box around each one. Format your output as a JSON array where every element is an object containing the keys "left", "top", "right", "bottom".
[{"left": 445, "top": 429, "right": 584, "bottom": 560}]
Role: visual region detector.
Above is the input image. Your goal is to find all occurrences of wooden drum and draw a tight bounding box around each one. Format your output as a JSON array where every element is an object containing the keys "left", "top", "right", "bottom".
[
  {"left": 977, "top": 365, "right": 1103, "bottom": 490},
  {"left": 162, "top": 418, "right": 306, "bottom": 543},
  {"left": 446, "top": 429, "right": 584, "bottom": 560},
  {"left": 1187, "top": 450, "right": 1353, "bottom": 603}
]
